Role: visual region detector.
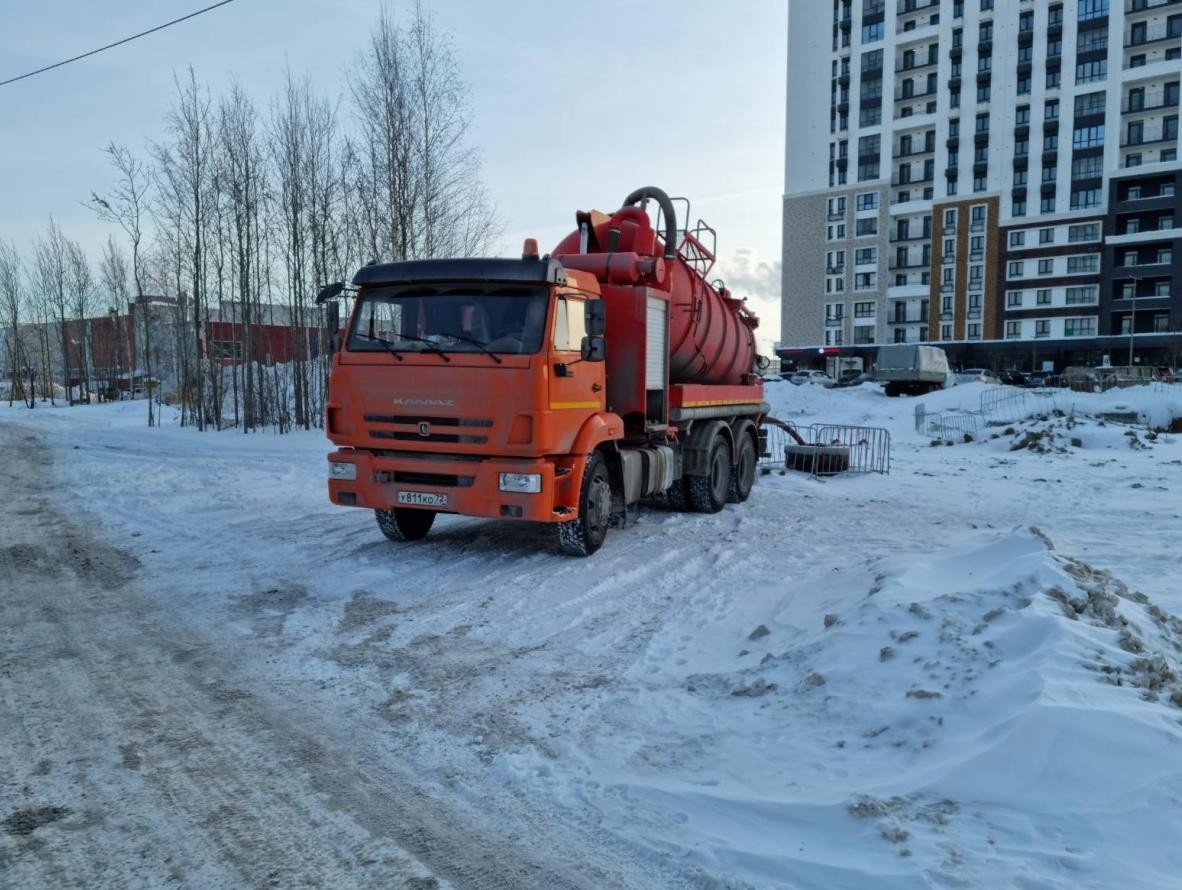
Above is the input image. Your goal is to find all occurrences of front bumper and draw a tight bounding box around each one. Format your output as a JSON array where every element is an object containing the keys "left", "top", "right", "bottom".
[{"left": 327, "top": 449, "right": 570, "bottom": 522}]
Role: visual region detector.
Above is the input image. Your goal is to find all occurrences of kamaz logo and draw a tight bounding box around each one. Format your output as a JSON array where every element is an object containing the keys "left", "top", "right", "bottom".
[
  {"left": 392, "top": 398, "right": 455, "bottom": 406},
  {"left": 418, "top": 422, "right": 431, "bottom": 437}
]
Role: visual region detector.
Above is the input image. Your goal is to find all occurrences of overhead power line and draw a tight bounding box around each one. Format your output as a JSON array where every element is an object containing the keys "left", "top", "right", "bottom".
[{"left": 0, "top": 0, "right": 237, "bottom": 88}]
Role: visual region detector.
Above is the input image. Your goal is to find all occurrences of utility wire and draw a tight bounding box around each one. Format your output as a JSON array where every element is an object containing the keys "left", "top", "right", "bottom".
[{"left": 0, "top": 0, "right": 237, "bottom": 88}]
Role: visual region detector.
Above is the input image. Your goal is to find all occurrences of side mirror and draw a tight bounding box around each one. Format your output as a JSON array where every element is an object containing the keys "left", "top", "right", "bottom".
[
  {"left": 580, "top": 335, "right": 606, "bottom": 363},
  {"left": 585, "top": 299, "right": 606, "bottom": 336},
  {"left": 317, "top": 281, "right": 344, "bottom": 304}
]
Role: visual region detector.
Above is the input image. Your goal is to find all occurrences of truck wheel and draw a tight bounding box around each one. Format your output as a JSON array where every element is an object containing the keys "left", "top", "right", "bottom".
[
  {"left": 557, "top": 452, "right": 612, "bottom": 556},
  {"left": 728, "top": 434, "right": 757, "bottom": 503},
  {"left": 884, "top": 382, "right": 900, "bottom": 397},
  {"left": 375, "top": 508, "right": 435, "bottom": 543},
  {"left": 688, "top": 436, "right": 731, "bottom": 513},
  {"left": 666, "top": 478, "right": 692, "bottom": 511}
]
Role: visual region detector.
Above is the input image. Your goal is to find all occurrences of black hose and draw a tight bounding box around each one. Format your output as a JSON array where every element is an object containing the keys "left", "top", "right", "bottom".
[{"left": 621, "top": 186, "right": 677, "bottom": 259}]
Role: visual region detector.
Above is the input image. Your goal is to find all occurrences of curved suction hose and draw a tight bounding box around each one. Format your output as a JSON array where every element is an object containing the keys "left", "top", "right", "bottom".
[{"left": 621, "top": 186, "right": 678, "bottom": 259}]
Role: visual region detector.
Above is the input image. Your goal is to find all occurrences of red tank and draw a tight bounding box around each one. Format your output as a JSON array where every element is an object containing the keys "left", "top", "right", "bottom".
[{"left": 552, "top": 187, "right": 760, "bottom": 386}]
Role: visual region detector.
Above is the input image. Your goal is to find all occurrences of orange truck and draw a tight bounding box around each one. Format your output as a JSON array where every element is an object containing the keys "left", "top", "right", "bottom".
[{"left": 321, "top": 186, "right": 767, "bottom": 555}]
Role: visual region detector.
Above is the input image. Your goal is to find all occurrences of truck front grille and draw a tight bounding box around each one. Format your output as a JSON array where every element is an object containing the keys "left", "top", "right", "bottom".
[
  {"left": 363, "top": 413, "right": 494, "bottom": 446},
  {"left": 393, "top": 471, "right": 475, "bottom": 488}
]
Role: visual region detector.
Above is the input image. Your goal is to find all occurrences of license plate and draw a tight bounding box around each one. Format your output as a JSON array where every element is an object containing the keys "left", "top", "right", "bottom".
[{"left": 397, "top": 491, "right": 448, "bottom": 507}]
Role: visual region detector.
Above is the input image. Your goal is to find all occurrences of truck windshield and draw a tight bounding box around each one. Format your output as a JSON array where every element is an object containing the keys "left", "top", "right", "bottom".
[{"left": 348, "top": 285, "right": 549, "bottom": 356}]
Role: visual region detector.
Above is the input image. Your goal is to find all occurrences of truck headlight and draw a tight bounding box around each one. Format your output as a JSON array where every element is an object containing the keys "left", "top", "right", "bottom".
[
  {"left": 329, "top": 461, "right": 357, "bottom": 481},
  {"left": 499, "top": 472, "right": 541, "bottom": 493}
]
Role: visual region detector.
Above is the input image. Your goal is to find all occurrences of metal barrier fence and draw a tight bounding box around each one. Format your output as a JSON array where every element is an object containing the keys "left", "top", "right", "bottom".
[
  {"left": 760, "top": 417, "right": 891, "bottom": 477},
  {"left": 924, "top": 412, "right": 981, "bottom": 443},
  {"left": 978, "top": 385, "right": 1058, "bottom": 422}
]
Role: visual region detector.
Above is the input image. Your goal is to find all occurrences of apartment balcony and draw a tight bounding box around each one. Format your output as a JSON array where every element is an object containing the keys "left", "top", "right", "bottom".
[
  {"left": 888, "top": 259, "right": 931, "bottom": 271},
  {"left": 1122, "top": 95, "right": 1181, "bottom": 114},
  {"left": 890, "top": 314, "right": 929, "bottom": 326},
  {"left": 1122, "top": 56, "right": 1182, "bottom": 79},
  {"left": 896, "top": 0, "right": 939, "bottom": 12},
  {"left": 1122, "top": 127, "right": 1180, "bottom": 147},
  {"left": 888, "top": 282, "right": 929, "bottom": 298},
  {"left": 1125, "top": 22, "right": 1182, "bottom": 48},
  {"left": 893, "top": 86, "right": 939, "bottom": 102},
  {"left": 889, "top": 231, "right": 932, "bottom": 243},
  {"left": 1126, "top": 0, "right": 1181, "bottom": 13},
  {"left": 892, "top": 145, "right": 937, "bottom": 160}
]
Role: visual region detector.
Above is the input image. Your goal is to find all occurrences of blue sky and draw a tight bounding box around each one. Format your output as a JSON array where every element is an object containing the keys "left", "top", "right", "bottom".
[{"left": 0, "top": 0, "right": 787, "bottom": 343}]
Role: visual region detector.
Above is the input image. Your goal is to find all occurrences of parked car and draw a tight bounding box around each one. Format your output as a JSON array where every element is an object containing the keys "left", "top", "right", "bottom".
[
  {"left": 791, "top": 370, "right": 835, "bottom": 386},
  {"left": 760, "top": 374, "right": 784, "bottom": 383},
  {"left": 955, "top": 367, "right": 1000, "bottom": 385},
  {"left": 997, "top": 369, "right": 1031, "bottom": 387},
  {"left": 829, "top": 370, "right": 874, "bottom": 388}
]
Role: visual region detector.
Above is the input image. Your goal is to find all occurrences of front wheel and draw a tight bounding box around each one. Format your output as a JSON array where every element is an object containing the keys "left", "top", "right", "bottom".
[
  {"left": 688, "top": 435, "right": 732, "bottom": 513},
  {"left": 728, "top": 434, "right": 757, "bottom": 503},
  {"left": 557, "top": 452, "right": 612, "bottom": 556},
  {"left": 375, "top": 508, "right": 436, "bottom": 543}
]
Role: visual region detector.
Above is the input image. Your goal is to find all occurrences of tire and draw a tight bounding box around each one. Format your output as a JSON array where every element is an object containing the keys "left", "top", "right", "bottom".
[
  {"left": 666, "top": 477, "right": 692, "bottom": 511},
  {"left": 884, "top": 382, "right": 900, "bottom": 397},
  {"left": 375, "top": 507, "right": 435, "bottom": 543},
  {"left": 557, "top": 452, "right": 612, "bottom": 556},
  {"left": 728, "top": 433, "right": 757, "bottom": 503},
  {"left": 688, "top": 435, "right": 731, "bottom": 513}
]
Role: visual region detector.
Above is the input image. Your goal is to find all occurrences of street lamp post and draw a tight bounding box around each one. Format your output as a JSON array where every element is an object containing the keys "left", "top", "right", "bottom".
[{"left": 1127, "top": 274, "right": 1141, "bottom": 368}]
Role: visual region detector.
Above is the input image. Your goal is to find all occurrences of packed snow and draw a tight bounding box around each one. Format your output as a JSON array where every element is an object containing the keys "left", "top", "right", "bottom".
[{"left": 3, "top": 379, "right": 1181, "bottom": 888}]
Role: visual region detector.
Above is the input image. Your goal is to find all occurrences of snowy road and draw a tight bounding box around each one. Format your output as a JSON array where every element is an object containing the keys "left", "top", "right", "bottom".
[
  {"left": 0, "top": 422, "right": 662, "bottom": 889},
  {"left": 3, "top": 383, "right": 1182, "bottom": 889}
]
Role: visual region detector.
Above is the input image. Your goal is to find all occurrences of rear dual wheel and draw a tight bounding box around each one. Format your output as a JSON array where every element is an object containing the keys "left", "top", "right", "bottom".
[{"left": 688, "top": 436, "right": 732, "bottom": 513}]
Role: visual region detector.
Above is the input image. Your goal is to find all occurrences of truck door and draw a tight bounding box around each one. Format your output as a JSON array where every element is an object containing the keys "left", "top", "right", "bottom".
[{"left": 549, "top": 294, "right": 604, "bottom": 451}]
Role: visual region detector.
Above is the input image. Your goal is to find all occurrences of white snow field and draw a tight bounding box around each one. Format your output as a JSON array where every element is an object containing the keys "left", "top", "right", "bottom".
[{"left": 3, "top": 380, "right": 1182, "bottom": 888}]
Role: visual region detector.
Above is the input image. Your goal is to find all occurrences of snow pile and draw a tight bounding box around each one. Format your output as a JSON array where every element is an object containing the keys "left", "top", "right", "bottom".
[{"left": 543, "top": 529, "right": 1182, "bottom": 888}]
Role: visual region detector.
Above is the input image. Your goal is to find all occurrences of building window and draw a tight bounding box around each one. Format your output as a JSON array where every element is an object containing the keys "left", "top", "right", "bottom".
[
  {"left": 1072, "top": 126, "right": 1104, "bottom": 149},
  {"left": 855, "top": 247, "right": 876, "bottom": 265},
  {"left": 858, "top": 162, "right": 880, "bottom": 181},
  {"left": 1077, "top": 0, "right": 1108, "bottom": 21},
  {"left": 1068, "top": 223, "right": 1099, "bottom": 243},
  {"left": 1046, "top": 71, "right": 1061, "bottom": 90},
  {"left": 1007, "top": 290, "right": 1023, "bottom": 308},
  {"left": 854, "top": 326, "right": 875, "bottom": 344},
  {"left": 856, "top": 218, "right": 878, "bottom": 236},
  {"left": 856, "top": 192, "right": 878, "bottom": 211},
  {"left": 1006, "top": 321, "right": 1022, "bottom": 338},
  {"left": 1009, "top": 231, "right": 1025, "bottom": 248},
  {"left": 1071, "top": 155, "right": 1103, "bottom": 180},
  {"left": 862, "top": 21, "right": 884, "bottom": 42},
  {"left": 855, "top": 272, "right": 877, "bottom": 290},
  {"left": 1036, "top": 288, "right": 1052, "bottom": 305},
  {"left": 1075, "top": 60, "right": 1107, "bottom": 85},
  {"left": 973, "top": 175, "right": 987, "bottom": 192},
  {"left": 1013, "top": 200, "right": 1026, "bottom": 217},
  {"left": 1040, "top": 197, "right": 1056, "bottom": 214},
  {"left": 1039, "top": 228, "right": 1054, "bottom": 244},
  {"left": 941, "top": 323, "right": 953, "bottom": 339},
  {"left": 1035, "top": 319, "right": 1050, "bottom": 338},
  {"left": 1008, "top": 261, "right": 1024, "bottom": 278},
  {"left": 967, "top": 323, "right": 981, "bottom": 340},
  {"left": 1045, "top": 99, "right": 1059, "bottom": 120},
  {"left": 1064, "top": 317, "right": 1096, "bottom": 337},
  {"left": 1067, "top": 255, "right": 1099, "bottom": 273},
  {"left": 1074, "top": 92, "right": 1105, "bottom": 117},
  {"left": 827, "top": 224, "right": 846, "bottom": 241},
  {"left": 1159, "top": 248, "right": 1173, "bottom": 264},
  {"left": 1037, "top": 260, "right": 1052, "bottom": 275},
  {"left": 1066, "top": 286, "right": 1098, "bottom": 305},
  {"left": 1070, "top": 188, "right": 1102, "bottom": 210},
  {"left": 854, "top": 301, "right": 875, "bottom": 318}
]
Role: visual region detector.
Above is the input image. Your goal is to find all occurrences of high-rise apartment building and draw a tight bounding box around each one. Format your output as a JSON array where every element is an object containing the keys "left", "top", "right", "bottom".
[{"left": 780, "top": 0, "right": 1182, "bottom": 372}]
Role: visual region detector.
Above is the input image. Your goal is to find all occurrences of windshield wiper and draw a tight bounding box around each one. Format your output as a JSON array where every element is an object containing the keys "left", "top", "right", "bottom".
[
  {"left": 436, "top": 331, "right": 503, "bottom": 364},
  {"left": 356, "top": 332, "right": 404, "bottom": 361},
  {"left": 393, "top": 334, "right": 452, "bottom": 362}
]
